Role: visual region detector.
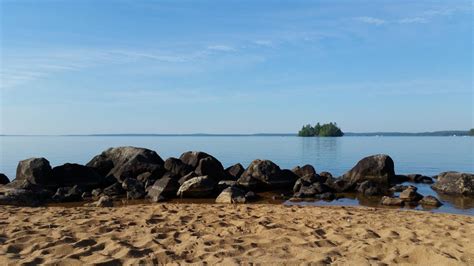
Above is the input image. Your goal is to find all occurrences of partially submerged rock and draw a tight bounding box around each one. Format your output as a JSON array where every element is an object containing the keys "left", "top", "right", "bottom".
[
  {"left": 342, "top": 154, "right": 395, "bottom": 189},
  {"left": 292, "top": 165, "right": 316, "bottom": 178},
  {"left": 420, "top": 195, "right": 442, "bottom": 207},
  {"left": 381, "top": 196, "right": 404, "bottom": 206},
  {"left": 399, "top": 187, "right": 423, "bottom": 202},
  {"left": 237, "top": 159, "right": 296, "bottom": 190},
  {"left": 431, "top": 172, "right": 474, "bottom": 195}
]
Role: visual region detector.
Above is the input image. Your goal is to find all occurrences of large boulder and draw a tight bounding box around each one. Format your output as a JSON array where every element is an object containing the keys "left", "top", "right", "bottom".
[
  {"left": 194, "top": 157, "right": 225, "bottom": 180},
  {"left": 0, "top": 174, "right": 9, "bottom": 185},
  {"left": 146, "top": 177, "right": 179, "bottom": 202},
  {"left": 122, "top": 178, "right": 145, "bottom": 199},
  {"left": 342, "top": 154, "right": 395, "bottom": 189},
  {"left": 87, "top": 146, "right": 165, "bottom": 182},
  {"left": 179, "top": 151, "right": 215, "bottom": 169},
  {"left": 292, "top": 165, "right": 316, "bottom": 178},
  {"left": 237, "top": 159, "right": 296, "bottom": 190},
  {"left": 102, "top": 182, "right": 125, "bottom": 197},
  {"left": 164, "top": 157, "right": 192, "bottom": 177},
  {"left": 215, "top": 186, "right": 247, "bottom": 203},
  {"left": 0, "top": 182, "right": 53, "bottom": 206},
  {"left": 431, "top": 172, "right": 474, "bottom": 195},
  {"left": 177, "top": 176, "right": 216, "bottom": 197},
  {"left": 15, "top": 158, "right": 53, "bottom": 186},
  {"left": 224, "top": 163, "right": 245, "bottom": 180},
  {"left": 51, "top": 163, "right": 104, "bottom": 189}
]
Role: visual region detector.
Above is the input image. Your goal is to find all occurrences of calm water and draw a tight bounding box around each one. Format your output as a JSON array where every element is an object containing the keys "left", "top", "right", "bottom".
[{"left": 1, "top": 136, "right": 473, "bottom": 214}]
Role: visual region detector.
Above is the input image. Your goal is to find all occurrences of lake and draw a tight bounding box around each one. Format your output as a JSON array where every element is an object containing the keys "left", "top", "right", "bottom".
[{"left": 1, "top": 136, "right": 473, "bottom": 214}]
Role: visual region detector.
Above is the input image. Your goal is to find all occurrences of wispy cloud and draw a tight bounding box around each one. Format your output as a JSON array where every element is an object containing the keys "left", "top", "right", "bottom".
[
  {"left": 207, "top": 45, "right": 236, "bottom": 52},
  {"left": 355, "top": 16, "right": 386, "bottom": 25},
  {"left": 397, "top": 17, "right": 428, "bottom": 24}
]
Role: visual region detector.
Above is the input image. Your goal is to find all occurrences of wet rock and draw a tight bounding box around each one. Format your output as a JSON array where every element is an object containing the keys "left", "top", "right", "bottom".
[
  {"left": 431, "top": 172, "right": 474, "bottom": 195},
  {"left": 0, "top": 173, "right": 10, "bottom": 185},
  {"left": 295, "top": 183, "right": 330, "bottom": 198},
  {"left": 177, "top": 176, "right": 217, "bottom": 198},
  {"left": 164, "top": 157, "right": 193, "bottom": 177},
  {"left": 324, "top": 178, "right": 351, "bottom": 193},
  {"left": 102, "top": 182, "right": 125, "bottom": 197},
  {"left": 224, "top": 163, "right": 245, "bottom": 180},
  {"left": 399, "top": 187, "right": 422, "bottom": 202},
  {"left": 389, "top": 184, "right": 409, "bottom": 192},
  {"left": 147, "top": 177, "right": 179, "bottom": 202},
  {"left": 51, "top": 163, "right": 104, "bottom": 189},
  {"left": 317, "top": 192, "right": 335, "bottom": 201},
  {"left": 356, "top": 181, "right": 385, "bottom": 196},
  {"left": 215, "top": 186, "right": 247, "bottom": 203},
  {"left": 95, "top": 196, "right": 113, "bottom": 207},
  {"left": 87, "top": 146, "right": 165, "bottom": 182},
  {"left": 292, "top": 165, "right": 316, "bottom": 178},
  {"left": 15, "top": 158, "right": 53, "bottom": 186},
  {"left": 237, "top": 159, "right": 296, "bottom": 190},
  {"left": 342, "top": 154, "right": 395, "bottom": 189},
  {"left": 194, "top": 157, "right": 225, "bottom": 180},
  {"left": 420, "top": 195, "right": 442, "bottom": 207},
  {"left": 407, "top": 174, "right": 434, "bottom": 184},
  {"left": 122, "top": 178, "right": 145, "bottom": 200},
  {"left": 381, "top": 196, "right": 404, "bottom": 206}
]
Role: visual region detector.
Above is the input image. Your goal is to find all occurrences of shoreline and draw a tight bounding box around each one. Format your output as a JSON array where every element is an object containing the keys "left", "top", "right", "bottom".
[{"left": 1, "top": 203, "right": 472, "bottom": 265}]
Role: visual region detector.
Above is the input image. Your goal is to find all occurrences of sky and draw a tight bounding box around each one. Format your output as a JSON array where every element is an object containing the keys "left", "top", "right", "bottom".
[{"left": 0, "top": 0, "right": 472, "bottom": 134}]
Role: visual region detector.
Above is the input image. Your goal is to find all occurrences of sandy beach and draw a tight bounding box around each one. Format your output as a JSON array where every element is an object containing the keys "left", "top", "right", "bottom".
[{"left": 0, "top": 204, "right": 472, "bottom": 265}]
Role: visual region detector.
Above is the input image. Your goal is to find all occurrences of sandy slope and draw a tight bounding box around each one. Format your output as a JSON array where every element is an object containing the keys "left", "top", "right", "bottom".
[{"left": 0, "top": 204, "right": 472, "bottom": 265}]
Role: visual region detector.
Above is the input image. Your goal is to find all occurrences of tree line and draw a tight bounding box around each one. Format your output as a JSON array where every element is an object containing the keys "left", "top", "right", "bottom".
[{"left": 298, "top": 122, "right": 344, "bottom": 137}]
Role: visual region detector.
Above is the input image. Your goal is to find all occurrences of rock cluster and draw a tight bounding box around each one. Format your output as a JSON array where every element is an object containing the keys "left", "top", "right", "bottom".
[{"left": 0, "top": 147, "right": 471, "bottom": 208}]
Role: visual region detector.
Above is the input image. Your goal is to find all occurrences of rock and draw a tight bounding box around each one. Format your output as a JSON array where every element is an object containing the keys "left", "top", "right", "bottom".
[
  {"left": 224, "top": 163, "right": 245, "bottom": 180},
  {"left": 319, "top": 172, "right": 333, "bottom": 181},
  {"left": 217, "top": 180, "right": 237, "bottom": 191},
  {"left": 292, "top": 164, "right": 316, "bottom": 178},
  {"left": 407, "top": 174, "right": 434, "bottom": 184},
  {"left": 389, "top": 184, "right": 409, "bottom": 192},
  {"left": 177, "top": 176, "right": 216, "bottom": 197},
  {"left": 87, "top": 146, "right": 165, "bottom": 182},
  {"left": 147, "top": 177, "right": 179, "bottom": 202},
  {"left": 0, "top": 173, "right": 10, "bottom": 185},
  {"left": 178, "top": 172, "right": 198, "bottom": 186},
  {"left": 295, "top": 183, "right": 330, "bottom": 198},
  {"left": 245, "top": 191, "right": 258, "bottom": 201},
  {"left": 420, "top": 195, "right": 442, "bottom": 207},
  {"left": 431, "top": 172, "right": 474, "bottom": 195},
  {"left": 237, "top": 159, "right": 296, "bottom": 190},
  {"left": 15, "top": 158, "right": 53, "bottom": 186},
  {"left": 95, "top": 196, "right": 113, "bottom": 207},
  {"left": 122, "top": 178, "right": 145, "bottom": 199},
  {"left": 293, "top": 174, "right": 319, "bottom": 193},
  {"left": 82, "top": 192, "right": 92, "bottom": 199},
  {"left": 317, "top": 192, "right": 335, "bottom": 201},
  {"left": 356, "top": 181, "right": 385, "bottom": 196},
  {"left": 102, "top": 182, "right": 125, "bottom": 197},
  {"left": 91, "top": 188, "right": 102, "bottom": 197},
  {"left": 51, "top": 163, "right": 104, "bottom": 189},
  {"left": 52, "top": 185, "right": 83, "bottom": 202},
  {"left": 342, "top": 154, "right": 395, "bottom": 189},
  {"left": 164, "top": 157, "right": 193, "bottom": 177},
  {"left": 215, "top": 186, "right": 247, "bottom": 203},
  {"left": 381, "top": 196, "right": 404, "bottom": 206},
  {"left": 324, "top": 177, "right": 351, "bottom": 193},
  {"left": 0, "top": 182, "right": 53, "bottom": 206},
  {"left": 194, "top": 157, "right": 225, "bottom": 180},
  {"left": 179, "top": 151, "right": 217, "bottom": 169},
  {"left": 399, "top": 187, "right": 422, "bottom": 202}
]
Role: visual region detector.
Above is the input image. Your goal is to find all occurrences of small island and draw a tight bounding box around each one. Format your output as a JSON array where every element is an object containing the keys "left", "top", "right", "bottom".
[{"left": 298, "top": 122, "right": 344, "bottom": 137}]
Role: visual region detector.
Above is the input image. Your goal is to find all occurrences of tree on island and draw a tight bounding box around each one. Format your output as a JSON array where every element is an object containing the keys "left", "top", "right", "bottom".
[
  {"left": 470, "top": 129, "right": 474, "bottom": 136},
  {"left": 298, "top": 122, "right": 344, "bottom": 137}
]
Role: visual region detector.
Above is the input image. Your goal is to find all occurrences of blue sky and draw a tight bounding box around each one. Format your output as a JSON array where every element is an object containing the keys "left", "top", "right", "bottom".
[{"left": 1, "top": 0, "right": 472, "bottom": 134}]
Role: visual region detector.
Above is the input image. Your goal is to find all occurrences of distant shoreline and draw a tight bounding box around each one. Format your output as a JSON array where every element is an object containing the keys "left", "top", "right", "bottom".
[{"left": 0, "top": 130, "right": 471, "bottom": 137}]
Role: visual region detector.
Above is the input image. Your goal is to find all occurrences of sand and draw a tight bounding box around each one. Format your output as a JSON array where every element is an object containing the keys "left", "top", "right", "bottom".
[{"left": 0, "top": 204, "right": 472, "bottom": 265}]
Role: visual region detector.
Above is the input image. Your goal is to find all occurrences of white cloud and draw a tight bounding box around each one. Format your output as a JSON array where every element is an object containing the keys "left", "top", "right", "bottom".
[
  {"left": 254, "top": 40, "right": 273, "bottom": 47},
  {"left": 355, "top": 16, "right": 386, "bottom": 25},
  {"left": 207, "top": 45, "right": 236, "bottom": 52},
  {"left": 397, "top": 17, "right": 428, "bottom": 24}
]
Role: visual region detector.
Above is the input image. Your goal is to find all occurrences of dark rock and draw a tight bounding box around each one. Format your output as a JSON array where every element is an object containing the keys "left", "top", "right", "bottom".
[
  {"left": 91, "top": 188, "right": 102, "bottom": 197},
  {"left": 95, "top": 196, "right": 113, "bottom": 207},
  {"left": 147, "top": 177, "right": 179, "bottom": 202},
  {"left": 292, "top": 164, "right": 316, "bottom": 178},
  {"left": 178, "top": 172, "right": 198, "bottom": 186},
  {"left": 15, "top": 158, "right": 53, "bottom": 186},
  {"left": 195, "top": 157, "right": 225, "bottom": 180},
  {"left": 319, "top": 172, "right": 333, "bottom": 181},
  {"left": 392, "top": 175, "right": 409, "bottom": 183},
  {"left": 87, "top": 146, "right": 165, "bottom": 182},
  {"left": 245, "top": 191, "right": 258, "bottom": 201},
  {"left": 293, "top": 174, "right": 320, "bottom": 193},
  {"left": 179, "top": 151, "right": 216, "bottom": 169},
  {"left": 164, "top": 157, "right": 193, "bottom": 177},
  {"left": 399, "top": 187, "right": 422, "bottom": 202},
  {"left": 215, "top": 186, "right": 247, "bottom": 203},
  {"left": 237, "top": 159, "right": 296, "bottom": 190},
  {"left": 0, "top": 173, "right": 10, "bottom": 185},
  {"left": 52, "top": 185, "right": 83, "bottom": 202},
  {"left": 342, "top": 154, "right": 395, "bottom": 189},
  {"left": 389, "top": 184, "right": 409, "bottom": 192},
  {"left": 407, "top": 174, "right": 434, "bottom": 184},
  {"left": 51, "top": 163, "right": 103, "bottom": 189},
  {"left": 102, "top": 182, "right": 125, "bottom": 197},
  {"left": 82, "top": 192, "right": 92, "bottom": 199},
  {"left": 356, "top": 181, "right": 385, "bottom": 196},
  {"left": 420, "top": 195, "right": 442, "bottom": 207},
  {"left": 381, "top": 196, "right": 403, "bottom": 206},
  {"left": 0, "top": 182, "right": 53, "bottom": 206},
  {"left": 217, "top": 180, "right": 237, "bottom": 191},
  {"left": 122, "top": 178, "right": 145, "bottom": 199},
  {"left": 295, "top": 182, "right": 331, "bottom": 198},
  {"left": 317, "top": 192, "right": 335, "bottom": 201},
  {"left": 431, "top": 172, "right": 474, "bottom": 195},
  {"left": 224, "top": 163, "right": 245, "bottom": 180},
  {"left": 177, "top": 176, "right": 216, "bottom": 197},
  {"left": 324, "top": 178, "right": 351, "bottom": 193}
]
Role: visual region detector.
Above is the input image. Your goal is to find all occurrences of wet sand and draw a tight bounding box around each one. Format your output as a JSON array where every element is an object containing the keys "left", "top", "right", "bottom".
[{"left": 0, "top": 204, "right": 472, "bottom": 265}]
